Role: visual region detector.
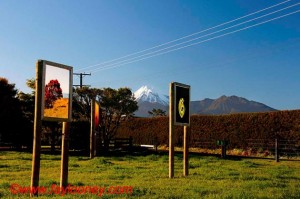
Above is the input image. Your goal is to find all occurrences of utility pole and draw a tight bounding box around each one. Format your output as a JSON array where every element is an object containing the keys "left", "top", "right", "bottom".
[{"left": 73, "top": 73, "right": 91, "bottom": 88}]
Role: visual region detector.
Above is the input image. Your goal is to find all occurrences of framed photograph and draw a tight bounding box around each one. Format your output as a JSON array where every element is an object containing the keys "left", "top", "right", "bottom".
[
  {"left": 94, "top": 100, "right": 100, "bottom": 132},
  {"left": 40, "top": 60, "right": 73, "bottom": 122}
]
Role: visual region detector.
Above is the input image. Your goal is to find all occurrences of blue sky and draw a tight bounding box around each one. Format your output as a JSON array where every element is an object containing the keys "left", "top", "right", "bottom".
[{"left": 1, "top": 0, "right": 300, "bottom": 110}]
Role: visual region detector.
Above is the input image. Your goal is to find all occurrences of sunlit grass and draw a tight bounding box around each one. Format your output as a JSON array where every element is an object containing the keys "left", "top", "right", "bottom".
[{"left": 0, "top": 151, "right": 300, "bottom": 198}]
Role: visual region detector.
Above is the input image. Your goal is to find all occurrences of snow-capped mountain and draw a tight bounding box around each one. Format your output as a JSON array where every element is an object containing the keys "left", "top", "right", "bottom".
[
  {"left": 134, "top": 86, "right": 169, "bottom": 117},
  {"left": 134, "top": 86, "right": 169, "bottom": 106},
  {"left": 133, "top": 86, "right": 276, "bottom": 117}
]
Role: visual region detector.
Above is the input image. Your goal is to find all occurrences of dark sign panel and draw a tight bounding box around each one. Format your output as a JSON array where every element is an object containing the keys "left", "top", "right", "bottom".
[{"left": 174, "top": 82, "right": 190, "bottom": 126}]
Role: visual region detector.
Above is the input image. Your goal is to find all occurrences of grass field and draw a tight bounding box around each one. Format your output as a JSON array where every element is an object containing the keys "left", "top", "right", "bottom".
[
  {"left": 44, "top": 98, "right": 69, "bottom": 119},
  {"left": 0, "top": 151, "right": 300, "bottom": 198}
]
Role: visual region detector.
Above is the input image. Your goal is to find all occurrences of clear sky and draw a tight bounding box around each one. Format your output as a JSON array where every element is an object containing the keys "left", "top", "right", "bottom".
[{"left": 1, "top": 0, "right": 300, "bottom": 110}]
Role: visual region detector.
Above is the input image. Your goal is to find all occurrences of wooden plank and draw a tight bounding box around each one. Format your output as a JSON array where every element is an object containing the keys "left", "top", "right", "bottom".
[
  {"left": 60, "top": 122, "right": 70, "bottom": 188},
  {"left": 90, "top": 99, "right": 95, "bottom": 159},
  {"left": 183, "top": 126, "right": 189, "bottom": 176},
  {"left": 30, "top": 61, "right": 43, "bottom": 197},
  {"left": 169, "top": 82, "right": 174, "bottom": 178}
]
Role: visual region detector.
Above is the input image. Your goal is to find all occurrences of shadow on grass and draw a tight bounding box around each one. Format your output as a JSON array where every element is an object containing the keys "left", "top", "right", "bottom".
[{"left": 1, "top": 147, "right": 300, "bottom": 162}]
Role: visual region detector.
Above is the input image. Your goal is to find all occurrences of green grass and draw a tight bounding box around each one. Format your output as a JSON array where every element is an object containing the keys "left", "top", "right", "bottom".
[{"left": 0, "top": 151, "right": 300, "bottom": 198}]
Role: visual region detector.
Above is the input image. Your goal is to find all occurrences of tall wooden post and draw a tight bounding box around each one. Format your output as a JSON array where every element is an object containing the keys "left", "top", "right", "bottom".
[
  {"left": 60, "top": 122, "right": 70, "bottom": 189},
  {"left": 30, "top": 61, "right": 43, "bottom": 197},
  {"left": 183, "top": 126, "right": 189, "bottom": 176},
  {"left": 169, "top": 83, "right": 175, "bottom": 178},
  {"left": 90, "top": 99, "right": 95, "bottom": 159}
]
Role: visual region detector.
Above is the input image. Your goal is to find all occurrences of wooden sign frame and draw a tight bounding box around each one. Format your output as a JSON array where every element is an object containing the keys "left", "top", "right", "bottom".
[
  {"left": 31, "top": 60, "right": 72, "bottom": 196},
  {"left": 169, "top": 82, "right": 191, "bottom": 178}
]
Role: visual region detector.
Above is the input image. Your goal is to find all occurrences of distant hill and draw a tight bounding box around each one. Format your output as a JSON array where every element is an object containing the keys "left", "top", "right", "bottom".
[
  {"left": 133, "top": 86, "right": 276, "bottom": 117},
  {"left": 190, "top": 95, "right": 277, "bottom": 115}
]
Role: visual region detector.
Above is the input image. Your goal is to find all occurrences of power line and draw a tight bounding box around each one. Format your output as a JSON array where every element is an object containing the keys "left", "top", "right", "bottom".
[
  {"left": 88, "top": 2, "right": 300, "bottom": 73},
  {"left": 89, "top": 9, "right": 300, "bottom": 73},
  {"left": 75, "top": 0, "right": 292, "bottom": 72},
  {"left": 89, "top": 37, "right": 300, "bottom": 86},
  {"left": 99, "top": 9, "right": 300, "bottom": 71},
  {"left": 73, "top": 73, "right": 91, "bottom": 88}
]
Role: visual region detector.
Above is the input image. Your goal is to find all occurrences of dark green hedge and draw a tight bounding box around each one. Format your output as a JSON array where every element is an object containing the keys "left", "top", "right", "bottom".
[{"left": 117, "top": 110, "right": 300, "bottom": 149}]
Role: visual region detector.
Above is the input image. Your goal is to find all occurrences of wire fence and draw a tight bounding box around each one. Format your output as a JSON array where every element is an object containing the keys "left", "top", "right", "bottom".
[
  {"left": 277, "top": 139, "right": 300, "bottom": 158},
  {"left": 192, "top": 139, "right": 300, "bottom": 160}
]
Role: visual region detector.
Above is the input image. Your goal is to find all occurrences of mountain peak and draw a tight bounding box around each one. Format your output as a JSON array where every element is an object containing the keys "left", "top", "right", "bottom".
[
  {"left": 134, "top": 85, "right": 152, "bottom": 97},
  {"left": 134, "top": 86, "right": 169, "bottom": 106}
]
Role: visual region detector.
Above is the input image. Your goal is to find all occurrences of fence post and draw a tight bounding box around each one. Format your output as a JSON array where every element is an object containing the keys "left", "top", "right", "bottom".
[
  {"left": 129, "top": 136, "right": 133, "bottom": 151},
  {"left": 152, "top": 137, "right": 158, "bottom": 152},
  {"left": 218, "top": 140, "right": 227, "bottom": 159},
  {"left": 221, "top": 141, "right": 227, "bottom": 159},
  {"left": 275, "top": 139, "right": 279, "bottom": 162}
]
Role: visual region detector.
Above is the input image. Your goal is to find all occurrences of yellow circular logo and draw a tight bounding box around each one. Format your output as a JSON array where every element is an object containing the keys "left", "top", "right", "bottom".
[{"left": 178, "top": 98, "right": 185, "bottom": 118}]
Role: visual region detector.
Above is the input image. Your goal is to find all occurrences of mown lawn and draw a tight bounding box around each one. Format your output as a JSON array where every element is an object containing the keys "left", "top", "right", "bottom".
[{"left": 0, "top": 151, "right": 300, "bottom": 198}]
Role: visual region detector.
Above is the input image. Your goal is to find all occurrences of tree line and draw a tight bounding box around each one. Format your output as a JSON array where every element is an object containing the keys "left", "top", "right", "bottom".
[
  {"left": 2, "top": 76, "right": 300, "bottom": 153},
  {"left": 0, "top": 77, "right": 138, "bottom": 153}
]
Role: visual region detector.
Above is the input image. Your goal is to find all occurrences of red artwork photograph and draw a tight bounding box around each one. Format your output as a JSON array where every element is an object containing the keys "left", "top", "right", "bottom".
[{"left": 42, "top": 63, "right": 72, "bottom": 121}]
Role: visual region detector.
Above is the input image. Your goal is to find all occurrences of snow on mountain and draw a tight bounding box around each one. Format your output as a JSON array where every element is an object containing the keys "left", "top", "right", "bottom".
[{"left": 134, "top": 86, "right": 169, "bottom": 106}]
